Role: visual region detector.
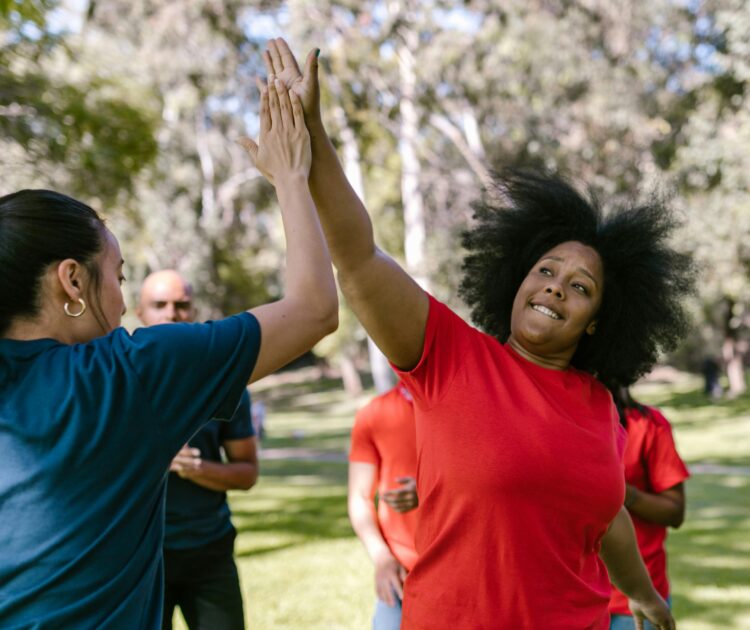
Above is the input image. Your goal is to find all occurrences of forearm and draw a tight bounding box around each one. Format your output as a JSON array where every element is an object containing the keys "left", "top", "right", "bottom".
[
  {"left": 180, "top": 460, "right": 258, "bottom": 492},
  {"left": 306, "top": 117, "right": 379, "bottom": 275},
  {"left": 275, "top": 173, "right": 337, "bottom": 320},
  {"left": 626, "top": 485, "right": 684, "bottom": 528},
  {"left": 600, "top": 507, "right": 658, "bottom": 601},
  {"left": 348, "top": 494, "right": 393, "bottom": 563}
]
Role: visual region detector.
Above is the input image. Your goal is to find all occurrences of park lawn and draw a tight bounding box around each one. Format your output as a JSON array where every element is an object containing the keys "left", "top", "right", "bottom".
[{"left": 170, "top": 371, "right": 750, "bottom": 629}]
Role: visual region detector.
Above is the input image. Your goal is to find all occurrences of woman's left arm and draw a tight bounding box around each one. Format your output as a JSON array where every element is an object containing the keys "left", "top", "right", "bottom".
[
  {"left": 625, "top": 482, "right": 685, "bottom": 528},
  {"left": 600, "top": 507, "right": 676, "bottom": 630}
]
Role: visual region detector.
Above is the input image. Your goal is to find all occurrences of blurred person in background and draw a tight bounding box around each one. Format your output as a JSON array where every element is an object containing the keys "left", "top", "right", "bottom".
[
  {"left": 137, "top": 270, "right": 258, "bottom": 630},
  {"left": 609, "top": 387, "right": 690, "bottom": 630},
  {"left": 348, "top": 381, "right": 418, "bottom": 630},
  {"left": 261, "top": 38, "right": 695, "bottom": 629},
  {"left": 0, "top": 79, "right": 336, "bottom": 628}
]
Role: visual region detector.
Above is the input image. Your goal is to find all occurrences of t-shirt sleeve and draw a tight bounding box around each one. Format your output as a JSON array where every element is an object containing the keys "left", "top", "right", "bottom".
[
  {"left": 643, "top": 408, "right": 691, "bottom": 493},
  {"left": 220, "top": 389, "right": 255, "bottom": 441},
  {"left": 118, "top": 312, "right": 260, "bottom": 445},
  {"left": 349, "top": 406, "right": 379, "bottom": 466},
  {"left": 392, "top": 295, "right": 472, "bottom": 409}
]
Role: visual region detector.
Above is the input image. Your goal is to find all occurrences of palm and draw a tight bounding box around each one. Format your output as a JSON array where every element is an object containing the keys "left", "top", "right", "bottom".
[{"left": 264, "top": 39, "right": 319, "bottom": 118}]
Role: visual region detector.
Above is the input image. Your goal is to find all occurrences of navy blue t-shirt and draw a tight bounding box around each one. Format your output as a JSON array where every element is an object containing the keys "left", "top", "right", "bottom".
[
  {"left": 165, "top": 389, "right": 255, "bottom": 550},
  {"left": 0, "top": 313, "right": 260, "bottom": 630}
]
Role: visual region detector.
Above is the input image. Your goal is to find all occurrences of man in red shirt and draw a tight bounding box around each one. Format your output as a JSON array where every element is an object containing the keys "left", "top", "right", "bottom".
[
  {"left": 348, "top": 383, "right": 418, "bottom": 630},
  {"left": 610, "top": 389, "right": 690, "bottom": 629}
]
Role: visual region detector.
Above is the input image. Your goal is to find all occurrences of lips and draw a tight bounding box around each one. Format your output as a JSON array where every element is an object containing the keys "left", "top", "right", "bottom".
[{"left": 530, "top": 302, "right": 563, "bottom": 320}]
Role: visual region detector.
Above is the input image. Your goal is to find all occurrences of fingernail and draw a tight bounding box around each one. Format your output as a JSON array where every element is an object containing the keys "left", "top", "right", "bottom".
[{"left": 315, "top": 48, "right": 321, "bottom": 58}]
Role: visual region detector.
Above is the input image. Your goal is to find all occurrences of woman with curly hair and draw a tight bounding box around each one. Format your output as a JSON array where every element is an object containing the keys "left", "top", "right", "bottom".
[{"left": 262, "top": 38, "right": 693, "bottom": 630}]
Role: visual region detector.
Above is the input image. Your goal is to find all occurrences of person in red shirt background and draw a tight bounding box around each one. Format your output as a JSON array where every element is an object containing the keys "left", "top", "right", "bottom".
[
  {"left": 609, "top": 387, "right": 690, "bottom": 630},
  {"left": 348, "top": 382, "right": 418, "bottom": 630},
  {"left": 260, "top": 37, "right": 697, "bottom": 629}
]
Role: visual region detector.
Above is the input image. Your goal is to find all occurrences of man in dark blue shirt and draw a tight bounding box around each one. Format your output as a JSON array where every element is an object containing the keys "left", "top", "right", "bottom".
[{"left": 138, "top": 270, "right": 259, "bottom": 630}]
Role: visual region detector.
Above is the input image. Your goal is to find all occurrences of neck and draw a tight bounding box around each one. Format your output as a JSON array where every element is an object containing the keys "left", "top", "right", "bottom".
[
  {"left": 507, "top": 336, "right": 572, "bottom": 371},
  {"left": 2, "top": 315, "right": 73, "bottom": 344}
]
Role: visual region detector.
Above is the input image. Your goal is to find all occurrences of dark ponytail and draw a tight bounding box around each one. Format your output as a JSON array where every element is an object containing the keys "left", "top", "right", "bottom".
[{"left": 0, "top": 189, "right": 106, "bottom": 335}]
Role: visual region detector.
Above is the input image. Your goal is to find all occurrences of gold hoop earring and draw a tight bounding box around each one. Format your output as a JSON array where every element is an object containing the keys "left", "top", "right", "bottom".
[{"left": 64, "top": 298, "right": 87, "bottom": 318}]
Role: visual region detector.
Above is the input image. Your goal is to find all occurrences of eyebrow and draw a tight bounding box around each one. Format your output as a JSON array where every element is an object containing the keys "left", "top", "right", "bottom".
[{"left": 541, "top": 256, "right": 599, "bottom": 287}]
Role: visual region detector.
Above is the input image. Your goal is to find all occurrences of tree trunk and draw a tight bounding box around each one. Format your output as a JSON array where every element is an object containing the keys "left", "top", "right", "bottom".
[
  {"left": 722, "top": 336, "right": 746, "bottom": 397},
  {"left": 339, "top": 353, "right": 363, "bottom": 397},
  {"left": 368, "top": 337, "right": 396, "bottom": 394},
  {"left": 332, "top": 96, "right": 395, "bottom": 393},
  {"left": 393, "top": 0, "right": 429, "bottom": 291},
  {"left": 722, "top": 298, "right": 746, "bottom": 396}
]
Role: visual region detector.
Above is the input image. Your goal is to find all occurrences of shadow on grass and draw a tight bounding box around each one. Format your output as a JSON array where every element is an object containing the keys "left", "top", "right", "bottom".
[
  {"left": 647, "top": 387, "right": 750, "bottom": 418},
  {"left": 256, "top": 459, "right": 349, "bottom": 483},
  {"left": 256, "top": 373, "right": 374, "bottom": 413},
  {"left": 231, "top": 459, "right": 352, "bottom": 559},
  {"left": 260, "top": 428, "right": 352, "bottom": 452},
  {"left": 669, "top": 474, "right": 750, "bottom": 627},
  {"left": 233, "top": 491, "right": 353, "bottom": 559}
]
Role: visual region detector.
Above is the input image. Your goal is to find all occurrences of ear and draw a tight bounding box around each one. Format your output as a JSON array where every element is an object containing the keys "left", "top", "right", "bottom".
[
  {"left": 56, "top": 259, "right": 84, "bottom": 302},
  {"left": 586, "top": 319, "right": 597, "bottom": 336}
]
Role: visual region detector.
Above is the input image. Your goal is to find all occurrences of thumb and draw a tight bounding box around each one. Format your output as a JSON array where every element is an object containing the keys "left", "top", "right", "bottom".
[
  {"left": 303, "top": 48, "right": 319, "bottom": 83},
  {"left": 237, "top": 137, "right": 259, "bottom": 164}
]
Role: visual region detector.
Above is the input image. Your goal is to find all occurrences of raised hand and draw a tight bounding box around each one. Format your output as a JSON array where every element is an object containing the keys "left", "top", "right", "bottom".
[
  {"left": 240, "top": 78, "right": 311, "bottom": 186},
  {"left": 264, "top": 37, "right": 320, "bottom": 121}
]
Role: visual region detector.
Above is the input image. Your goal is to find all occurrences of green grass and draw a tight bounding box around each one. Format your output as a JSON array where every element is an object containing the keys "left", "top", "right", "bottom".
[{"left": 169, "top": 370, "right": 750, "bottom": 629}]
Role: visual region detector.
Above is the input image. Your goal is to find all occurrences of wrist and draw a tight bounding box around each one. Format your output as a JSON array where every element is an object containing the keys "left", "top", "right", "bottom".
[
  {"left": 371, "top": 545, "right": 395, "bottom": 566},
  {"left": 274, "top": 171, "right": 309, "bottom": 188}
]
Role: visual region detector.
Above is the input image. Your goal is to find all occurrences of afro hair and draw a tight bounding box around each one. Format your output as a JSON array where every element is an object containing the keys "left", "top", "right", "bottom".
[{"left": 459, "top": 169, "right": 696, "bottom": 387}]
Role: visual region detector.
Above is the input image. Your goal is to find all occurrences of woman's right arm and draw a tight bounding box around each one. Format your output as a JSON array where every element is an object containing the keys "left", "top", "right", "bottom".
[
  {"left": 263, "top": 39, "right": 428, "bottom": 371},
  {"left": 240, "top": 79, "right": 338, "bottom": 383}
]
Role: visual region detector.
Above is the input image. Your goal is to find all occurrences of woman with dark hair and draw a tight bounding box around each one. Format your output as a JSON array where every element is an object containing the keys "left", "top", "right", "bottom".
[
  {"left": 0, "top": 81, "right": 336, "bottom": 628},
  {"left": 609, "top": 388, "right": 689, "bottom": 630},
  {"left": 263, "top": 39, "right": 694, "bottom": 629}
]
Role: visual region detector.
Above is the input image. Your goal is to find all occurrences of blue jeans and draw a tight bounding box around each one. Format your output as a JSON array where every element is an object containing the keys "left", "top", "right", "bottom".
[
  {"left": 610, "top": 597, "right": 671, "bottom": 630},
  {"left": 372, "top": 594, "right": 402, "bottom": 630}
]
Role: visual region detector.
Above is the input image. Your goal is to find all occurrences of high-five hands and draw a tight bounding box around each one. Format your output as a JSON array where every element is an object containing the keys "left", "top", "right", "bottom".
[
  {"left": 239, "top": 77, "right": 311, "bottom": 186},
  {"left": 263, "top": 38, "right": 320, "bottom": 121}
]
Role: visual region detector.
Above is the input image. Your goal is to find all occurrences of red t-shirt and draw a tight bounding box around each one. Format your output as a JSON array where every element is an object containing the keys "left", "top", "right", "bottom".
[
  {"left": 609, "top": 406, "right": 690, "bottom": 615},
  {"left": 394, "top": 296, "right": 625, "bottom": 630},
  {"left": 349, "top": 384, "right": 419, "bottom": 570}
]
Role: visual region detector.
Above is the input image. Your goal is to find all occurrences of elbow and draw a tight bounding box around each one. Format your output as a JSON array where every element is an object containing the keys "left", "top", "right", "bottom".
[
  {"left": 237, "top": 470, "right": 259, "bottom": 491},
  {"left": 314, "top": 304, "right": 339, "bottom": 340},
  {"left": 669, "top": 511, "right": 685, "bottom": 529},
  {"left": 322, "top": 306, "right": 339, "bottom": 335}
]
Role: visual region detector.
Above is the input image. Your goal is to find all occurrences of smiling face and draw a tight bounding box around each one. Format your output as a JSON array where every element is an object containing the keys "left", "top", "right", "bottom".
[{"left": 508, "top": 241, "right": 604, "bottom": 368}]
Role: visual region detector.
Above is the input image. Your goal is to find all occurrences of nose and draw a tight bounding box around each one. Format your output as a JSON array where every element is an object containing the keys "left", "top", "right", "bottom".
[
  {"left": 545, "top": 284, "right": 564, "bottom": 299},
  {"left": 165, "top": 303, "right": 177, "bottom": 322}
]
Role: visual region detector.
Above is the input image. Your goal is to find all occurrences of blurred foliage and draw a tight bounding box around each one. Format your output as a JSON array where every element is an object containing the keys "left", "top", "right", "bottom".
[{"left": 2, "top": 0, "right": 750, "bottom": 375}]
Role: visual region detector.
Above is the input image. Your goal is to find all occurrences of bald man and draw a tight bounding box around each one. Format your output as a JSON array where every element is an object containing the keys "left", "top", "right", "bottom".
[{"left": 138, "top": 270, "right": 258, "bottom": 630}]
